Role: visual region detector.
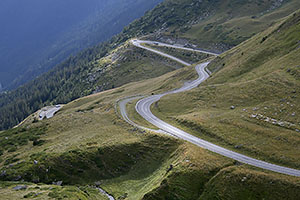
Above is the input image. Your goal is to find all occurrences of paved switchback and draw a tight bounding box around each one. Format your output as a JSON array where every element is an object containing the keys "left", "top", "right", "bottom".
[{"left": 120, "top": 39, "right": 300, "bottom": 177}]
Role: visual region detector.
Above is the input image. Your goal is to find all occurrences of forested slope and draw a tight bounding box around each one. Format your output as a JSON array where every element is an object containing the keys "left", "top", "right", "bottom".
[
  {"left": 1, "top": 0, "right": 300, "bottom": 130},
  {"left": 0, "top": 0, "right": 162, "bottom": 91}
]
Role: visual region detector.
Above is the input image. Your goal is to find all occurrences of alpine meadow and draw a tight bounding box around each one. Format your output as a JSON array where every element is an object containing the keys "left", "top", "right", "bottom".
[{"left": 0, "top": 0, "right": 300, "bottom": 199}]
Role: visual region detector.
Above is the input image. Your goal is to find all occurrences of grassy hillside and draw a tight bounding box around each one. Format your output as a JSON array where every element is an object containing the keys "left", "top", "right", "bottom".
[
  {"left": 1, "top": 0, "right": 300, "bottom": 131},
  {"left": 0, "top": 181, "right": 107, "bottom": 200},
  {"left": 126, "top": 0, "right": 300, "bottom": 51},
  {"left": 1, "top": 60, "right": 299, "bottom": 199},
  {"left": 0, "top": 41, "right": 183, "bottom": 130},
  {"left": 151, "top": 10, "right": 300, "bottom": 170},
  {"left": 1, "top": 2, "right": 300, "bottom": 198},
  {"left": 0, "top": 64, "right": 218, "bottom": 199}
]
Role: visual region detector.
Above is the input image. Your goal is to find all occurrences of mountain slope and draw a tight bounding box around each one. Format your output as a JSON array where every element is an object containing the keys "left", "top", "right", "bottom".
[
  {"left": 1, "top": 0, "right": 300, "bottom": 131},
  {"left": 0, "top": 0, "right": 162, "bottom": 91},
  {"left": 123, "top": 0, "right": 300, "bottom": 51},
  {"left": 0, "top": 4, "right": 300, "bottom": 199},
  {"left": 0, "top": 54, "right": 299, "bottom": 199},
  {"left": 151, "top": 9, "right": 300, "bottom": 170},
  {"left": 0, "top": 40, "right": 186, "bottom": 130}
]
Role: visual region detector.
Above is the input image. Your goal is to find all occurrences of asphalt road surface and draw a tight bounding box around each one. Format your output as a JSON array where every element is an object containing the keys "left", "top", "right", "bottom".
[
  {"left": 124, "top": 40, "right": 300, "bottom": 177},
  {"left": 118, "top": 96, "right": 171, "bottom": 135},
  {"left": 132, "top": 39, "right": 219, "bottom": 56}
]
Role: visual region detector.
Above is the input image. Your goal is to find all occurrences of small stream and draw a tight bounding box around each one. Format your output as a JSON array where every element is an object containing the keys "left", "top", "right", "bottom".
[{"left": 96, "top": 186, "right": 115, "bottom": 200}]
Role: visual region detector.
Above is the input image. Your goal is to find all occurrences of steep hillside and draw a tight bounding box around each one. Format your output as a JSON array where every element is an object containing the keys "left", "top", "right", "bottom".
[
  {"left": 0, "top": 40, "right": 185, "bottom": 130},
  {"left": 123, "top": 0, "right": 300, "bottom": 51},
  {"left": 0, "top": 59, "right": 299, "bottom": 200},
  {"left": 0, "top": 0, "right": 162, "bottom": 91},
  {"left": 0, "top": 1, "right": 299, "bottom": 199},
  {"left": 1, "top": 0, "right": 300, "bottom": 131},
  {"left": 151, "top": 10, "right": 300, "bottom": 170}
]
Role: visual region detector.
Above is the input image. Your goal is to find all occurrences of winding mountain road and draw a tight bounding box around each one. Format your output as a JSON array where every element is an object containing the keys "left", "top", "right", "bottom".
[
  {"left": 132, "top": 39, "right": 219, "bottom": 57},
  {"left": 120, "top": 40, "right": 300, "bottom": 177},
  {"left": 132, "top": 39, "right": 192, "bottom": 66}
]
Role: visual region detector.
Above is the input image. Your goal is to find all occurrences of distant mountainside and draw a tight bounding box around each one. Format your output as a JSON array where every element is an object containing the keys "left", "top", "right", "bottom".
[
  {"left": 0, "top": 0, "right": 300, "bottom": 130},
  {"left": 0, "top": 0, "right": 162, "bottom": 91},
  {"left": 152, "top": 6, "right": 300, "bottom": 171},
  {"left": 125, "top": 0, "right": 300, "bottom": 51},
  {"left": 0, "top": 8, "right": 300, "bottom": 200},
  {"left": 145, "top": 9, "right": 300, "bottom": 198}
]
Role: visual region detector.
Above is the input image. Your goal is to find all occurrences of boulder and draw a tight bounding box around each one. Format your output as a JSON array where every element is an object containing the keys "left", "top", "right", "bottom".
[
  {"left": 13, "top": 185, "right": 27, "bottom": 190},
  {"left": 52, "top": 181, "right": 63, "bottom": 186}
]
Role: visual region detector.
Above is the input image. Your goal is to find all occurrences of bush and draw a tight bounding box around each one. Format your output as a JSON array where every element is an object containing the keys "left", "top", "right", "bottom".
[{"left": 33, "top": 139, "right": 46, "bottom": 146}]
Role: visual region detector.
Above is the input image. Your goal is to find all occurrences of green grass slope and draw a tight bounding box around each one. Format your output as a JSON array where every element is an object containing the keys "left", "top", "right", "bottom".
[
  {"left": 125, "top": 0, "right": 300, "bottom": 51},
  {"left": 1, "top": 1, "right": 300, "bottom": 199},
  {"left": 1, "top": 57, "right": 299, "bottom": 199},
  {"left": 151, "top": 10, "right": 300, "bottom": 170},
  {"left": 0, "top": 64, "right": 207, "bottom": 199},
  {"left": 0, "top": 41, "right": 183, "bottom": 130},
  {"left": 199, "top": 166, "right": 300, "bottom": 200},
  {"left": 2, "top": 0, "right": 300, "bottom": 131},
  {"left": 0, "top": 181, "right": 108, "bottom": 200}
]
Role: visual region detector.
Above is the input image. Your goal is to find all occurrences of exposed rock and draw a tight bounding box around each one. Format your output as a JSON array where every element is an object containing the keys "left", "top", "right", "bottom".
[
  {"left": 250, "top": 113, "right": 296, "bottom": 128},
  {"left": 230, "top": 106, "right": 236, "bottom": 110},
  {"left": 13, "top": 175, "right": 22, "bottom": 181},
  {"left": 95, "top": 181, "right": 101, "bottom": 187},
  {"left": 167, "top": 164, "right": 173, "bottom": 173},
  {"left": 13, "top": 185, "right": 27, "bottom": 190},
  {"left": 291, "top": 112, "right": 296, "bottom": 116},
  {"left": 34, "top": 193, "right": 42, "bottom": 197},
  {"left": 32, "top": 177, "right": 40, "bottom": 183},
  {"left": 0, "top": 170, "right": 6, "bottom": 177},
  {"left": 234, "top": 160, "right": 243, "bottom": 166},
  {"left": 52, "top": 181, "right": 63, "bottom": 186},
  {"left": 235, "top": 144, "right": 243, "bottom": 149}
]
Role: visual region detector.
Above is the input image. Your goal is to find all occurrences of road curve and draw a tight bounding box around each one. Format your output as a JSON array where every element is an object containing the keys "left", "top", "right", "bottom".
[
  {"left": 118, "top": 96, "right": 173, "bottom": 135},
  {"left": 124, "top": 40, "right": 300, "bottom": 177},
  {"left": 133, "top": 39, "right": 219, "bottom": 56},
  {"left": 132, "top": 39, "right": 192, "bottom": 66}
]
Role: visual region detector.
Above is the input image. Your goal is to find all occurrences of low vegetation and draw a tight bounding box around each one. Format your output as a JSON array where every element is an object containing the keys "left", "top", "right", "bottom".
[
  {"left": 2, "top": 0, "right": 300, "bottom": 131},
  {"left": 151, "top": 10, "right": 300, "bottom": 169},
  {"left": 134, "top": 0, "right": 300, "bottom": 51},
  {"left": 0, "top": 41, "right": 183, "bottom": 130},
  {"left": 0, "top": 61, "right": 203, "bottom": 199},
  {"left": 0, "top": 40, "right": 299, "bottom": 199},
  {"left": 199, "top": 166, "right": 300, "bottom": 200},
  {"left": 0, "top": 181, "right": 107, "bottom": 200},
  {"left": 1, "top": 2, "right": 300, "bottom": 199},
  {"left": 0, "top": 126, "right": 47, "bottom": 158}
]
